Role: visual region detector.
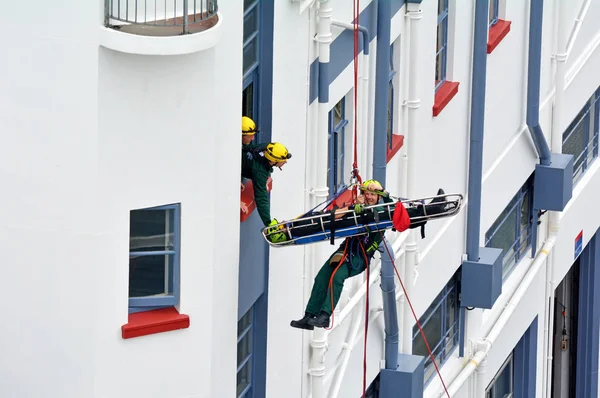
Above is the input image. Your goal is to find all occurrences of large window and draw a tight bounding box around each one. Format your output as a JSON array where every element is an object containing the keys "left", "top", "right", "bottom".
[
  {"left": 489, "top": 0, "right": 499, "bottom": 27},
  {"left": 435, "top": 0, "right": 449, "bottom": 90},
  {"left": 485, "top": 176, "right": 534, "bottom": 280},
  {"left": 328, "top": 98, "right": 348, "bottom": 196},
  {"left": 242, "top": 0, "right": 261, "bottom": 140},
  {"left": 562, "top": 87, "right": 600, "bottom": 185},
  {"left": 237, "top": 307, "right": 254, "bottom": 398},
  {"left": 486, "top": 354, "right": 513, "bottom": 398},
  {"left": 412, "top": 271, "right": 460, "bottom": 384},
  {"left": 129, "top": 204, "right": 181, "bottom": 313},
  {"left": 388, "top": 44, "right": 396, "bottom": 149}
]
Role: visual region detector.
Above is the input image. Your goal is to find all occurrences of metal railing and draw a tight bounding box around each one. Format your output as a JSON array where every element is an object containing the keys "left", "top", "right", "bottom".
[{"left": 104, "top": 0, "right": 218, "bottom": 35}]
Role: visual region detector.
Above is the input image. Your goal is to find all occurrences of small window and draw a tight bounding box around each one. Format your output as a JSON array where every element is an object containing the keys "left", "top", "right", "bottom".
[
  {"left": 237, "top": 307, "right": 254, "bottom": 398},
  {"left": 562, "top": 87, "right": 600, "bottom": 185},
  {"left": 485, "top": 175, "right": 534, "bottom": 280},
  {"left": 435, "top": 0, "right": 449, "bottom": 91},
  {"left": 388, "top": 44, "right": 397, "bottom": 149},
  {"left": 412, "top": 271, "right": 460, "bottom": 384},
  {"left": 486, "top": 354, "right": 513, "bottom": 398},
  {"left": 328, "top": 98, "right": 348, "bottom": 196},
  {"left": 129, "top": 204, "right": 181, "bottom": 313},
  {"left": 488, "top": 0, "right": 499, "bottom": 27},
  {"left": 365, "top": 374, "right": 380, "bottom": 397}
]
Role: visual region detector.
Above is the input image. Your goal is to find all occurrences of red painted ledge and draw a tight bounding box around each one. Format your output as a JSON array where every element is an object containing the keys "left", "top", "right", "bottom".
[
  {"left": 487, "top": 20, "right": 511, "bottom": 54},
  {"left": 240, "top": 178, "right": 273, "bottom": 222},
  {"left": 433, "top": 81, "right": 460, "bottom": 117},
  {"left": 122, "top": 307, "right": 190, "bottom": 339},
  {"left": 386, "top": 134, "right": 405, "bottom": 163}
]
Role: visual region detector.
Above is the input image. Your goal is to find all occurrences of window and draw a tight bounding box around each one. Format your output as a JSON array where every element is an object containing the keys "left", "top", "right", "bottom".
[
  {"left": 388, "top": 44, "right": 397, "bottom": 149},
  {"left": 485, "top": 176, "right": 534, "bottom": 280},
  {"left": 486, "top": 354, "right": 513, "bottom": 398},
  {"left": 237, "top": 307, "right": 254, "bottom": 398},
  {"left": 328, "top": 98, "right": 348, "bottom": 196},
  {"left": 562, "top": 87, "right": 600, "bottom": 185},
  {"left": 365, "top": 374, "right": 380, "bottom": 398},
  {"left": 435, "top": 0, "right": 449, "bottom": 90},
  {"left": 242, "top": 0, "right": 261, "bottom": 140},
  {"left": 412, "top": 271, "right": 460, "bottom": 384},
  {"left": 489, "top": 0, "right": 499, "bottom": 27},
  {"left": 129, "top": 204, "right": 181, "bottom": 313}
]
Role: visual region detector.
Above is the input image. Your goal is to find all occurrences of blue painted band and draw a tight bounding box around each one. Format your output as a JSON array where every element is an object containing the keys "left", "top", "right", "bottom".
[
  {"left": 309, "top": 0, "right": 405, "bottom": 104},
  {"left": 380, "top": 238, "right": 399, "bottom": 370},
  {"left": 318, "top": 62, "right": 329, "bottom": 103},
  {"left": 526, "top": 0, "right": 552, "bottom": 165},
  {"left": 373, "top": 0, "right": 392, "bottom": 185},
  {"left": 465, "top": 0, "right": 488, "bottom": 261},
  {"left": 513, "top": 316, "right": 538, "bottom": 397}
]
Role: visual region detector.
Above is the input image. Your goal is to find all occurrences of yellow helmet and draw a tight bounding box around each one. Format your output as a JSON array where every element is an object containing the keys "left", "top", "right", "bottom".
[
  {"left": 242, "top": 116, "right": 257, "bottom": 135},
  {"left": 361, "top": 179, "right": 383, "bottom": 193},
  {"left": 264, "top": 142, "right": 292, "bottom": 163}
]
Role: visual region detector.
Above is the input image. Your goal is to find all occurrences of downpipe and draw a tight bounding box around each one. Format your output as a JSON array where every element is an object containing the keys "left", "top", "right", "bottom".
[
  {"left": 380, "top": 238, "right": 399, "bottom": 370},
  {"left": 402, "top": 2, "right": 422, "bottom": 355}
]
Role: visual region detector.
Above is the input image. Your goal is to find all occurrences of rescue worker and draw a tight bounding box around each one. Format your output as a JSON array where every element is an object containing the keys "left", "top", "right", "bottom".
[
  {"left": 241, "top": 142, "right": 292, "bottom": 227},
  {"left": 290, "top": 180, "right": 392, "bottom": 330},
  {"left": 242, "top": 116, "right": 258, "bottom": 147}
]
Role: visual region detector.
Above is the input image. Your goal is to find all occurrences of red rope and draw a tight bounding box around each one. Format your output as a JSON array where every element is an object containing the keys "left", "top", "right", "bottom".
[
  {"left": 352, "top": 0, "right": 362, "bottom": 203},
  {"left": 379, "top": 233, "right": 451, "bottom": 398}
]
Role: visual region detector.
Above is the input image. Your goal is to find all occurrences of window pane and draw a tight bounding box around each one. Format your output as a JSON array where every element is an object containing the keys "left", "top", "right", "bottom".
[
  {"left": 236, "top": 361, "right": 252, "bottom": 396},
  {"left": 435, "top": 49, "right": 445, "bottom": 85},
  {"left": 243, "top": 38, "right": 258, "bottom": 76},
  {"left": 130, "top": 208, "right": 175, "bottom": 252},
  {"left": 436, "top": 21, "right": 444, "bottom": 53},
  {"left": 237, "top": 330, "right": 253, "bottom": 364},
  {"left": 413, "top": 306, "right": 443, "bottom": 360},
  {"left": 333, "top": 101, "right": 343, "bottom": 127},
  {"left": 437, "top": 0, "right": 446, "bottom": 16},
  {"left": 563, "top": 117, "right": 587, "bottom": 179},
  {"left": 129, "top": 254, "right": 174, "bottom": 298},
  {"left": 493, "top": 357, "right": 513, "bottom": 397},
  {"left": 242, "top": 82, "right": 254, "bottom": 121},
  {"left": 238, "top": 308, "right": 254, "bottom": 335},
  {"left": 243, "top": 9, "right": 258, "bottom": 43}
]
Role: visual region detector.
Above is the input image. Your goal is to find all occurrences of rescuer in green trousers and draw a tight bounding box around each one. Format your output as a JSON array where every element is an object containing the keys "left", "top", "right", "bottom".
[
  {"left": 241, "top": 140, "right": 292, "bottom": 227},
  {"left": 291, "top": 180, "right": 393, "bottom": 330}
]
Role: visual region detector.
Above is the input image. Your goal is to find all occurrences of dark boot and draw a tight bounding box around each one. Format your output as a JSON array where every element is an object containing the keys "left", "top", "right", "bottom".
[
  {"left": 307, "top": 311, "right": 331, "bottom": 328},
  {"left": 290, "top": 313, "right": 315, "bottom": 330}
]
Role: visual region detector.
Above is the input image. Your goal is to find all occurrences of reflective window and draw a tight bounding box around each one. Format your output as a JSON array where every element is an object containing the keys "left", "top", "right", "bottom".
[
  {"left": 328, "top": 98, "right": 348, "bottom": 196},
  {"left": 486, "top": 354, "right": 513, "bottom": 398},
  {"left": 435, "top": 0, "right": 449, "bottom": 90},
  {"left": 237, "top": 307, "right": 254, "bottom": 398}
]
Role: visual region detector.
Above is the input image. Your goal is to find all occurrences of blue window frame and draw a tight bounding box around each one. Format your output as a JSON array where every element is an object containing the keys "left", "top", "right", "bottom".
[
  {"left": 412, "top": 271, "right": 460, "bottom": 384},
  {"left": 328, "top": 98, "right": 348, "bottom": 196},
  {"left": 242, "top": 0, "right": 262, "bottom": 141},
  {"left": 562, "top": 87, "right": 600, "bottom": 185},
  {"left": 489, "top": 0, "right": 499, "bottom": 27},
  {"left": 128, "top": 203, "right": 180, "bottom": 313},
  {"left": 388, "top": 44, "right": 397, "bottom": 149},
  {"left": 486, "top": 354, "right": 513, "bottom": 397},
  {"left": 485, "top": 175, "right": 534, "bottom": 281},
  {"left": 435, "top": 0, "right": 449, "bottom": 91},
  {"left": 237, "top": 306, "right": 254, "bottom": 398}
]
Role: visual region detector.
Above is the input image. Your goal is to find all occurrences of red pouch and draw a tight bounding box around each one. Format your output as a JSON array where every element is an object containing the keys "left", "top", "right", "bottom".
[{"left": 392, "top": 203, "right": 411, "bottom": 232}]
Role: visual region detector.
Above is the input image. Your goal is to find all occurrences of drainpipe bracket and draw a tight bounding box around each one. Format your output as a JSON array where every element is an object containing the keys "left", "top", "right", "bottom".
[
  {"left": 406, "top": 6, "right": 423, "bottom": 17},
  {"left": 553, "top": 53, "right": 568, "bottom": 62},
  {"left": 403, "top": 99, "right": 421, "bottom": 109},
  {"left": 314, "top": 32, "right": 333, "bottom": 44}
]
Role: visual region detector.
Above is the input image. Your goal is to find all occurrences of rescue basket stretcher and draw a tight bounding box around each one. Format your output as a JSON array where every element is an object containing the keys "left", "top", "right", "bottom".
[{"left": 261, "top": 193, "right": 464, "bottom": 247}]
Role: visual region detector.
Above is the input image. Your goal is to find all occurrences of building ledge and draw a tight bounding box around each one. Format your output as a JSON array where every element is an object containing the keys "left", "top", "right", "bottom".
[
  {"left": 122, "top": 307, "right": 190, "bottom": 339},
  {"left": 487, "top": 20, "right": 511, "bottom": 54},
  {"left": 100, "top": 12, "right": 222, "bottom": 55},
  {"left": 386, "top": 134, "right": 405, "bottom": 163},
  {"left": 433, "top": 81, "right": 460, "bottom": 117}
]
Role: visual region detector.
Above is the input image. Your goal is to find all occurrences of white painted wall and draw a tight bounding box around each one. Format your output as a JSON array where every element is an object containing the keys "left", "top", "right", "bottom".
[{"left": 0, "top": 1, "right": 241, "bottom": 397}]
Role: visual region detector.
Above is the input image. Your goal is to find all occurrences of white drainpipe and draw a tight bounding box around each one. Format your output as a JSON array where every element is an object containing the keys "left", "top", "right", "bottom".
[
  {"left": 565, "top": 0, "right": 591, "bottom": 57},
  {"left": 542, "top": 0, "right": 567, "bottom": 395},
  {"left": 309, "top": 2, "right": 332, "bottom": 398},
  {"left": 402, "top": 2, "right": 422, "bottom": 355}
]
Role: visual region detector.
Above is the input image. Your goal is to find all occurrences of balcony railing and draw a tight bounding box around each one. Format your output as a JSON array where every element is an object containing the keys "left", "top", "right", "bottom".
[{"left": 104, "top": 0, "right": 218, "bottom": 36}]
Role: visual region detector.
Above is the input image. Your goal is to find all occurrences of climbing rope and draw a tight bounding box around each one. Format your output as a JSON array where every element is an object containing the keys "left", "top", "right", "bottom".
[{"left": 351, "top": 0, "right": 363, "bottom": 203}]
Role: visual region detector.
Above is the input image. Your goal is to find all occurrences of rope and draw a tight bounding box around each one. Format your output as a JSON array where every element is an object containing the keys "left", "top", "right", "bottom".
[
  {"left": 351, "top": 0, "right": 362, "bottom": 203},
  {"left": 379, "top": 232, "right": 451, "bottom": 398}
]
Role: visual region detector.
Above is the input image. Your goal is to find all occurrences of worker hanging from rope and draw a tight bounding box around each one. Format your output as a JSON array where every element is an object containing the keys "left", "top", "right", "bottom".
[{"left": 290, "top": 180, "right": 394, "bottom": 330}]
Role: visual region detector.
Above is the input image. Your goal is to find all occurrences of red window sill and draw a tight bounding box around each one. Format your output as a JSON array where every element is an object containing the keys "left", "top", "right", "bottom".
[
  {"left": 240, "top": 178, "right": 273, "bottom": 222},
  {"left": 488, "top": 20, "right": 511, "bottom": 54},
  {"left": 433, "top": 81, "right": 460, "bottom": 117},
  {"left": 122, "top": 307, "right": 190, "bottom": 339},
  {"left": 386, "top": 134, "right": 405, "bottom": 163}
]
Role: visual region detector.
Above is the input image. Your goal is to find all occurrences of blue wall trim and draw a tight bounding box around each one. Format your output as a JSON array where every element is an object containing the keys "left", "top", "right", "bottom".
[
  {"left": 309, "top": 0, "right": 405, "bottom": 104},
  {"left": 513, "top": 316, "right": 538, "bottom": 398},
  {"left": 526, "top": 0, "right": 552, "bottom": 165},
  {"left": 373, "top": 0, "right": 392, "bottom": 185},
  {"left": 318, "top": 62, "right": 329, "bottom": 103},
  {"left": 576, "top": 231, "right": 600, "bottom": 398}
]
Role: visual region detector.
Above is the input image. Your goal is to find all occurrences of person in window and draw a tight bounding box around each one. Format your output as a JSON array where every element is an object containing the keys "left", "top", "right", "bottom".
[
  {"left": 290, "top": 180, "right": 394, "bottom": 330},
  {"left": 241, "top": 116, "right": 258, "bottom": 148},
  {"left": 241, "top": 142, "right": 292, "bottom": 227}
]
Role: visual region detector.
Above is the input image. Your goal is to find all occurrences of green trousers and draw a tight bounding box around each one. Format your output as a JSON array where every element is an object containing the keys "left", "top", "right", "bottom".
[{"left": 305, "top": 251, "right": 367, "bottom": 315}]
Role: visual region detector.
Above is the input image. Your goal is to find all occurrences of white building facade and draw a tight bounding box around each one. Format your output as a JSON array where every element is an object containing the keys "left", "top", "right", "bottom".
[{"left": 1, "top": 0, "right": 600, "bottom": 397}]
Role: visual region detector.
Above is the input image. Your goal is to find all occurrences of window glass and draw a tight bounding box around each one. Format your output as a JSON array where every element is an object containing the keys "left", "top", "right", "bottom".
[
  {"left": 243, "top": 9, "right": 258, "bottom": 43},
  {"left": 486, "top": 355, "right": 513, "bottom": 398},
  {"left": 130, "top": 208, "right": 175, "bottom": 252},
  {"left": 129, "top": 254, "right": 174, "bottom": 297},
  {"left": 237, "top": 307, "right": 254, "bottom": 398},
  {"left": 243, "top": 38, "right": 258, "bottom": 76}
]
